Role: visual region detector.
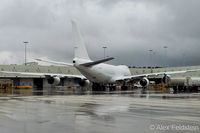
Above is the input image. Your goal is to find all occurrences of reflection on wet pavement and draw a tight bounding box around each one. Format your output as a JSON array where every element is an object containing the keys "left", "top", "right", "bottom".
[{"left": 0, "top": 94, "right": 199, "bottom": 133}]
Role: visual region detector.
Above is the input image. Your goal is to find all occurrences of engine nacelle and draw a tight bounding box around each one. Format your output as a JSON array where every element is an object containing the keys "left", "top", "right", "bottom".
[
  {"left": 139, "top": 77, "right": 150, "bottom": 87},
  {"left": 162, "top": 75, "right": 171, "bottom": 84},
  {"left": 78, "top": 79, "right": 90, "bottom": 87},
  {"left": 47, "top": 77, "right": 61, "bottom": 85}
]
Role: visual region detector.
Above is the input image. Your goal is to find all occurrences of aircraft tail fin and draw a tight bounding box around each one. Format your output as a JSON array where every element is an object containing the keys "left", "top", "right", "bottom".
[{"left": 71, "top": 20, "right": 90, "bottom": 60}]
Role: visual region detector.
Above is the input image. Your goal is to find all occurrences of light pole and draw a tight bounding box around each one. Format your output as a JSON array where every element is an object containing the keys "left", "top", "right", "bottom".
[
  {"left": 163, "top": 46, "right": 168, "bottom": 67},
  {"left": 182, "top": 53, "right": 186, "bottom": 66},
  {"left": 102, "top": 46, "right": 107, "bottom": 59},
  {"left": 149, "top": 49, "right": 153, "bottom": 72},
  {"left": 23, "top": 41, "right": 28, "bottom": 65},
  {"left": 153, "top": 51, "right": 156, "bottom": 67}
]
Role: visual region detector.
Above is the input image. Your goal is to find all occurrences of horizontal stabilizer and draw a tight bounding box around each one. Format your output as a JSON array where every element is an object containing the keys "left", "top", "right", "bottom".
[
  {"left": 80, "top": 57, "right": 114, "bottom": 67},
  {"left": 36, "top": 58, "right": 73, "bottom": 66}
]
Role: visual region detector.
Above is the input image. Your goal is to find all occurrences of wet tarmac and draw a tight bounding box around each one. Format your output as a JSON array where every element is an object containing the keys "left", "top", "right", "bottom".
[{"left": 0, "top": 93, "right": 200, "bottom": 133}]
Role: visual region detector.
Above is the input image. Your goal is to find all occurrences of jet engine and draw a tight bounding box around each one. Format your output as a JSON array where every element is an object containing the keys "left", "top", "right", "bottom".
[
  {"left": 139, "top": 77, "right": 150, "bottom": 87},
  {"left": 78, "top": 79, "right": 90, "bottom": 87},
  {"left": 162, "top": 75, "right": 171, "bottom": 84},
  {"left": 47, "top": 77, "right": 61, "bottom": 85}
]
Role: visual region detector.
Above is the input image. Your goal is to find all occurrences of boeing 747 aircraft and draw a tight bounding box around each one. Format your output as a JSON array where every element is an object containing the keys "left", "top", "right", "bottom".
[{"left": 1, "top": 21, "right": 199, "bottom": 90}]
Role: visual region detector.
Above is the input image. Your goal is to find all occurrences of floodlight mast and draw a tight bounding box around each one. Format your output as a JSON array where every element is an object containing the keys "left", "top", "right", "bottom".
[{"left": 23, "top": 41, "right": 29, "bottom": 65}]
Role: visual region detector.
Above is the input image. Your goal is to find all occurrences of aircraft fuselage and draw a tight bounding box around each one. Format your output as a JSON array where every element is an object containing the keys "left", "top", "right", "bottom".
[{"left": 73, "top": 58, "right": 131, "bottom": 83}]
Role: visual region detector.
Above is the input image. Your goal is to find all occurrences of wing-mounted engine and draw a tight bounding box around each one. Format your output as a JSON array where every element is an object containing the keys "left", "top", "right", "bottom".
[
  {"left": 139, "top": 77, "right": 150, "bottom": 87},
  {"left": 77, "top": 79, "right": 90, "bottom": 87},
  {"left": 47, "top": 77, "right": 61, "bottom": 85},
  {"left": 162, "top": 75, "right": 171, "bottom": 84}
]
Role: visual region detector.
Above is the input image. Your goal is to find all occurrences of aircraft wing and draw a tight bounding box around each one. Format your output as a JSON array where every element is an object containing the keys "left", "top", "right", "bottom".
[
  {"left": 115, "top": 69, "right": 200, "bottom": 81},
  {"left": 0, "top": 71, "right": 85, "bottom": 79}
]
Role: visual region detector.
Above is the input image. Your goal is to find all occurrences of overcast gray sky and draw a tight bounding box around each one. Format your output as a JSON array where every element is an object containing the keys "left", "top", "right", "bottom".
[{"left": 0, "top": 0, "right": 200, "bottom": 67}]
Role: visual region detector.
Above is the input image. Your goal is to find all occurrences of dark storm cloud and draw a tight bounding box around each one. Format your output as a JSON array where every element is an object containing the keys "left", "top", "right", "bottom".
[{"left": 0, "top": 0, "right": 199, "bottom": 67}]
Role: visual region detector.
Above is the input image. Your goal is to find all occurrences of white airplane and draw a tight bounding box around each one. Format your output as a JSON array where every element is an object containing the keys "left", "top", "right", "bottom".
[{"left": 1, "top": 21, "right": 199, "bottom": 89}]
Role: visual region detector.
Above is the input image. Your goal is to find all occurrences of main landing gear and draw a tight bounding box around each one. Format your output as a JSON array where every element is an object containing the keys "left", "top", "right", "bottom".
[
  {"left": 92, "top": 83, "right": 121, "bottom": 91},
  {"left": 92, "top": 83, "right": 117, "bottom": 91},
  {"left": 92, "top": 83, "right": 105, "bottom": 91}
]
